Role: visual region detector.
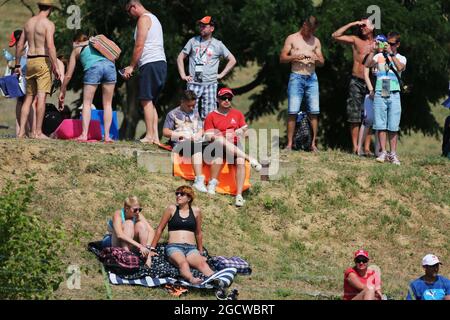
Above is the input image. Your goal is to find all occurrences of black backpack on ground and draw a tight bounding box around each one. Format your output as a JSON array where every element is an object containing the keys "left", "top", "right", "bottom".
[
  {"left": 293, "top": 112, "right": 312, "bottom": 151},
  {"left": 443, "top": 115, "right": 450, "bottom": 157},
  {"left": 42, "top": 103, "right": 71, "bottom": 136}
]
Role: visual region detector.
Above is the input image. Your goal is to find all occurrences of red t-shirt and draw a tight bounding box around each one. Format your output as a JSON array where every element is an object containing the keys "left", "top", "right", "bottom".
[
  {"left": 204, "top": 109, "right": 247, "bottom": 144},
  {"left": 343, "top": 267, "right": 377, "bottom": 300}
]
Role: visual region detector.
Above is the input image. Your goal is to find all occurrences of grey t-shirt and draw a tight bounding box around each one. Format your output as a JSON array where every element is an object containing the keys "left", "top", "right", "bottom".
[
  {"left": 182, "top": 36, "right": 231, "bottom": 84},
  {"left": 163, "top": 106, "right": 203, "bottom": 146}
]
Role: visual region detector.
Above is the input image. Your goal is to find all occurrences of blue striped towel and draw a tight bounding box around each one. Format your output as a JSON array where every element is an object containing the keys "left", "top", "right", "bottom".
[{"left": 109, "top": 267, "right": 237, "bottom": 289}]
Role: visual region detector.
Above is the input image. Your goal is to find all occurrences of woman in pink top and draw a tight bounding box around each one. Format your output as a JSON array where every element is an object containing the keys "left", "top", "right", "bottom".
[{"left": 343, "top": 249, "right": 383, "bottom": 300}]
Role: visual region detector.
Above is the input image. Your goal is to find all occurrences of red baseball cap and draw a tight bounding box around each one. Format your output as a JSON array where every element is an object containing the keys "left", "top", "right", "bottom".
[
  {"left": 9, "top": 30, "right": 22, "bottom": 47},
  {"left": 354, "top": 249, "right": 369, "bottom": 260},
  {"left": 198, "top": 16, "right": 215, "bottom": 26},
  {"left": 218, "top": 87, "right": 234, "bottom": 97}
]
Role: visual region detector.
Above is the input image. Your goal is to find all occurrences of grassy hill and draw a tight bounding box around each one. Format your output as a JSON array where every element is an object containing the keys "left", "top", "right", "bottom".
[
  {"left": 0, "top": 0, "right": 449, "bottom": 300},
  {"left": 0, "top": 138, "right": 448, "bottom": 300}
]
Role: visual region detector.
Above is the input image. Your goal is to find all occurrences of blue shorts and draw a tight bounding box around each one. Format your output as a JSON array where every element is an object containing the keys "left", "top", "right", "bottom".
[
  {"left": 139, "top": 60, "right": 167, "bottom": 102},
  {"left": 287, "top": 72, "right": 320, "bottom": 115},
  {"left": 83, "top": 59, "right": 117, "bottom": 85},
  {"left": 373, "top": 91, "right": 402, "bottom": 132},
  {"left": 165, "top": 243, "right": 199, "bottom": 258}
]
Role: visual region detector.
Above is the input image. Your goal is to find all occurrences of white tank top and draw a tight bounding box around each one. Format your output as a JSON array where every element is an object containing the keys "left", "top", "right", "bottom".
[{"left": 135, "top": 13, "right": 166, "bottom": 67}]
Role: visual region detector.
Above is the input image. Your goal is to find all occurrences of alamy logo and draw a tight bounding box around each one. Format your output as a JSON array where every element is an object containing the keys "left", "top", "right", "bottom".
[
  {"left": 367, "top": 5, "right": 381, "bottom": 29},
  {"left": 67, "top": 5, "right": 81, "bottom": 30}
]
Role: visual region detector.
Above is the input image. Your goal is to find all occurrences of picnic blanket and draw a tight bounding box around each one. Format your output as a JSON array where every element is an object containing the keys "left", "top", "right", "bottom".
[
  {"left": 172, "top": 153, "right": 251, "bottom": 195},
  {"left": 88, "top": 241, "right": 237, "bottom": 289}
]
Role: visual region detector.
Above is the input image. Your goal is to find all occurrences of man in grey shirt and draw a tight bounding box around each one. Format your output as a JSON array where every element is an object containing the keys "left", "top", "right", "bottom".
[{"left": 177, "top": 16, "right": 236, "bottom": 120}]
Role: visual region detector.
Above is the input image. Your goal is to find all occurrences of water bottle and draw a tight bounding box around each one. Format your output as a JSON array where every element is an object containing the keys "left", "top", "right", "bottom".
[{"left": 3, "top": 49, "right": 14, "bottom": 62}]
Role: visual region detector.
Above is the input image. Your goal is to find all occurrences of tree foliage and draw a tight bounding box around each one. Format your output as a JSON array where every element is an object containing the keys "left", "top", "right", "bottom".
[{"left": 50, "top": 0, "right": 449, "bottom": 147}]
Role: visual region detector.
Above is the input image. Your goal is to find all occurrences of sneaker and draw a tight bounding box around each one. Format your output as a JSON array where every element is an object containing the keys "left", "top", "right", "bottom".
[
  {"left": 389, "top": 153, "right": 401, "bottom": 166},
  {"left": 207, "top": 179, "right": 219, "bottom": 195},
  {"left": 192, "top": 176, "right": 207, "bottom": 193},
  {"left": 235, "top": 194, "right": 245, "bottom": 207},
  {"left": 376, "top": 151, "right": 388, "bottom": 163},
  {"left": 250, "top": 159, "right": 262, "bottom": 172}
]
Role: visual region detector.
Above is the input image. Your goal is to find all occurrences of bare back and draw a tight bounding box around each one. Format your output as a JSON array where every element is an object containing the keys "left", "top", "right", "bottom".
[
  {"left": 289, "top": 33, "right": 320, "bottom": 75},
  {"left": 351, "top": 37, "right": 374, "bottom": 79},
  {"left": 24, "top": 15, "right": 53, "bottom": 56}
]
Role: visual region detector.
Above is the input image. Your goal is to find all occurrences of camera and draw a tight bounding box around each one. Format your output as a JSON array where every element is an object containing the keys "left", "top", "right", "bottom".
[{"left": 194, "top": 71, "right": 203, "bottom": 83}]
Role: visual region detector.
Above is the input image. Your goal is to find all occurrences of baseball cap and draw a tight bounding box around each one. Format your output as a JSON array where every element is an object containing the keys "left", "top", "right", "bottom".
[
  {"left": 422, "top": 254, "right": 442, "bottom": 266},
  {"left": 354, "top": 249, "right": 369, "bottom": 260},
  {"left": 9, "top": 30, "right": 22, "bottom": 47},
  {"left": 198, "top": 16, "right": 215, "bottom": 26},
  {"left": 375, "top": 34, "right": 387, "bottom": 43},
  {"left": 218, "top": 87, "right": 234, "bottom": 97}
]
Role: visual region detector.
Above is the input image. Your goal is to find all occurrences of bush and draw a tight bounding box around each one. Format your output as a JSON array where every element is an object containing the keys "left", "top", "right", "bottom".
[{"left": 0, "top": 174, "right": 66, "bottom": 299}]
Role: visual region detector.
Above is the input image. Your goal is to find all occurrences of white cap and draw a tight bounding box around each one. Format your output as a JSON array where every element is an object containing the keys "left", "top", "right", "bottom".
[{"left": 422, "top": 254, "right": 442, "bottom": 266}]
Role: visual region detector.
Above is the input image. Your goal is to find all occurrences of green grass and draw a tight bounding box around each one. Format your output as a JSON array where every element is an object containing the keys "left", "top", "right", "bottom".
[{"left": 0, "top": 0, "right": 449, "bottom": 301}]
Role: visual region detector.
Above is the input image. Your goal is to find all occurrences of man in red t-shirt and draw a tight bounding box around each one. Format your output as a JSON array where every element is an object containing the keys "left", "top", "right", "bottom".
[
  {"left": 343, "top": 249, "right": 383, "bottom": 300},
  {"left": 203, "top": 87, "right": 262, "bottom": 207}
]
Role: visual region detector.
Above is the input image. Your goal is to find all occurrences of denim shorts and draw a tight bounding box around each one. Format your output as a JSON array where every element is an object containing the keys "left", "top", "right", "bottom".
[
  {"left": 83, "top": 59, "right": 117, "bottom": 85},
  {"left": 165, "top": 243, "right": 199, "bottom": 258},
  {"left": 373, "top": 91, "right": 402, "bottom": 132},
  {"left": 287, "top": 72, "right": 320, "bottom": 115}
]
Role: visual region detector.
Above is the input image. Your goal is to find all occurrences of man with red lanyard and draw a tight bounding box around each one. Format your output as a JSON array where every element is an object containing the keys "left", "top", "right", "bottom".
[
  {"left": 343, "top": 249, "right": 383, "bottom": 300},
  {"left": 203, "top": 87, "right": 261, "bottom": 207}
]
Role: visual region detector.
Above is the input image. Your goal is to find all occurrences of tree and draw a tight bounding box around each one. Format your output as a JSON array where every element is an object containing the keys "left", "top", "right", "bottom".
[{"left": 48, "top": 0, "right": 449, "bottom": 147}]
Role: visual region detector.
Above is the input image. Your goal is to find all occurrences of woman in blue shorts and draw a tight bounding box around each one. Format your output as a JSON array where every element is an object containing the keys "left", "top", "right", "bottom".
[
  {"left": 59, "top": 33, "right": 116, "bottom": 142},
  {"left": 149, "top": 186, "right": 214, "bottom": 284}
]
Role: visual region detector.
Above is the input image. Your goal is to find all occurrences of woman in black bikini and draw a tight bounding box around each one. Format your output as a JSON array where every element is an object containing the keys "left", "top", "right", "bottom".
[{"left": 149, "top": 186, "right": 214, "bottom": 284}]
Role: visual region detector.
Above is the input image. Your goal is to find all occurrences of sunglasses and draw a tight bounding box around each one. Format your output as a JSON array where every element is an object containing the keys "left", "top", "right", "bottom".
[
  {"left": 175, "top": 192, "right": 187, "bottom": 197},
  {"left": 130, "top": 207, "right": 143, "bottom": 213},
  {"left": 388, "top": 41, "right": 399, "bottom": 46},
  {"left": 126, "top": 4, "right": 135, "bottom": 14},
  {"left": 355, "top": 258, "right": 369, "bottom": 264},
  {"left": 219, "top": 96, "right": 233, "bottom": 102}
]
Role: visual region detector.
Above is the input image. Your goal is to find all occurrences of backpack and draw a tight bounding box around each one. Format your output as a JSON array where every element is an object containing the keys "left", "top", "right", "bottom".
[
  {"left": 443, "top": 115, "right": 450, "bottom": 158},
  {"left": 89, "top": 35, "right": 121, "bottom": 62},
  {"left": 293, "top": 112, "right": 313, "bottom": 151},
  {"left": 42, "top": 103, "right": 71, "bottom": 136}
]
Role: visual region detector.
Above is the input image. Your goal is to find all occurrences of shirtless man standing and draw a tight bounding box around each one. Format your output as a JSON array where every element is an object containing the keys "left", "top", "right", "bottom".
[
  {"left": 332, "top": 18, "right": 375, "bottom": 154},
  {"left": 280, "top": 16, "right": 325, "bottom": 152},
  {"left": 14, "top": 0, "right": 62, "bottom": 139}
]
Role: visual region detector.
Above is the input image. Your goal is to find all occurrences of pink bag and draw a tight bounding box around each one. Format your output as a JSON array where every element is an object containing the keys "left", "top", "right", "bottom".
[{"left": 53, "top": 119, "right": 102, "bottom": 141}]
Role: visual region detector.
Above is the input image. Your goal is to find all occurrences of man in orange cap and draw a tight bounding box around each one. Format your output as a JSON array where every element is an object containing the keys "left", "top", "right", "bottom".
[{"left": 177, "top": 16, "right": 236, "bottom": 120}]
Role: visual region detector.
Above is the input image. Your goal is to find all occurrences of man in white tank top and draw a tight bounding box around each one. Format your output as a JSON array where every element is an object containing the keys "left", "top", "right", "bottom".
[{"left": 123, "top": 0, "right": 167, "bottom": 144}]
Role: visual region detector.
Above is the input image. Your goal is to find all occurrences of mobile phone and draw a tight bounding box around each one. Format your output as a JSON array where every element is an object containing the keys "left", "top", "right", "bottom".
[{"left": 118, "top": 68, "right": 126, "bottom": 78}]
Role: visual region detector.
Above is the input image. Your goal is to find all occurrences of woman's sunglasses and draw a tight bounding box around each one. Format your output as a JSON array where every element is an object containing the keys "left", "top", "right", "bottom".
[
  {"left": 130, "top": 207, "right": 143, "bottom": 213},
  {"left": 219, "top": 96, "right": 233, "bottom": 102},
  {"left": 355, "top": 258, "right": 369, "bottom": 264},
  {"left": 175, "top": 192, "right": 187, "bottom": 197}
]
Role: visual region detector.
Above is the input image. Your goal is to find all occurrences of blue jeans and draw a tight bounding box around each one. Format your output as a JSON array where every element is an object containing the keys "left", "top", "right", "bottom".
[
  {"left": 83, "top": 59, "right": 117, "bottom": 85},
  {"left": 287, "top": 73, "right": 320, "bottom": 115},
  {"left": 373, "top": 91, "right": 401, "bottom": 132},
  {"left": 165, "top": 243, "right": 199, "bottom": 258}
]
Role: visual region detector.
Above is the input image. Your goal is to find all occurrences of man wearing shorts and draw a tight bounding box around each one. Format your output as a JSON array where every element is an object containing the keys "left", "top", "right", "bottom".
[
  {"left": 332, "top": 18, "right": 375, "bottom": 154},
  {"left": 123, "top": 0, "right": 167, "bottom": 144},
  {"left": 177, "top": 16, "right": 236, "bottom": 120},
  {"left": 14, "top": 0, "right": 63, "bottom": 139},
  {"left": 280, "top": 16, "right": 325, "bottom": 152}
]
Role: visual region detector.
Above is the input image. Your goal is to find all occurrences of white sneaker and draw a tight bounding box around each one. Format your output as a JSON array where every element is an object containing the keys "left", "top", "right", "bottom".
[
  {"left": 250, "top": 159, "right": 262, "bottom": 172},
  {"left": 235, "top": 194, "right": 245, "bottom": 207},
  {"left": 389, "top": 153, "right": 401, "bottom": 166},
  {"left": 376, "top": 151, "right": 388, "bottom": 163},
  {"left": 207, "top": 179, "right": 219, "bottom": 195},
  {"left": 192, "top": 176, "right": 207, "bottom": 193}
]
